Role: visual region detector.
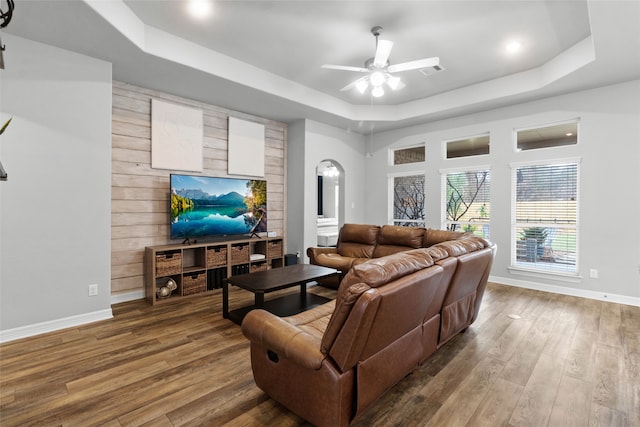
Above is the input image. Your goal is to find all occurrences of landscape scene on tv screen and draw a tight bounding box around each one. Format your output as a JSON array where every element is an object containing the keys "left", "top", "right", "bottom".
[{"left": 170, "top": 174, "right": 267, "bottom": 240}]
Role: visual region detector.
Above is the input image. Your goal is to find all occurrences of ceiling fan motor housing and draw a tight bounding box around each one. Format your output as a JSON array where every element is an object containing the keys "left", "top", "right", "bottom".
[{"left": 364, "top": 57, "right": 389, "bottom": 70}]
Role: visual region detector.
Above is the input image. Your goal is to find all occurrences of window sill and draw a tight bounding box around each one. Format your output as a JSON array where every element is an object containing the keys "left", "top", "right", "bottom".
[{"left": 507, "top": 266, "right": 583, "bottom": 283}]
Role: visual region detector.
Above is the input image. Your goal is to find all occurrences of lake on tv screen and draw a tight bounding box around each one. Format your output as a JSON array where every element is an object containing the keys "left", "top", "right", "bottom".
[{"left": 171, "top": 206, "right": 255, "bottom": 238}]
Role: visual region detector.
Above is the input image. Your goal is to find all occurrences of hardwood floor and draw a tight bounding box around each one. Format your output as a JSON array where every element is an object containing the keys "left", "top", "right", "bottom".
[{"left": 1, "top": 283, "right": 638, "bottom": 426}]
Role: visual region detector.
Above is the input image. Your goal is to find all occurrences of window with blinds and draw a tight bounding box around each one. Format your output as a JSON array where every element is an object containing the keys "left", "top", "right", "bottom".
[
  {"left": 511, "top": 160, "right": 579, "bottom": 274},
  {"left": 443, "top": 169, "right": 491, "bottom": 238},
  {"left": 390, "top": 173, "right": 425, "bottom": 227}
]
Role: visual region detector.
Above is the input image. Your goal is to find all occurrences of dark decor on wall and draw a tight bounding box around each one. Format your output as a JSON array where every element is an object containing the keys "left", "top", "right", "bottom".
[
  {"left": 317, "top": 175, "right": 323, "bottom": 216},
  {"left": 0, "top": 117, "right": 12, "bottom": 181},
  {"left": 0, "top": 0, "right": 15, "bottom": 69}
]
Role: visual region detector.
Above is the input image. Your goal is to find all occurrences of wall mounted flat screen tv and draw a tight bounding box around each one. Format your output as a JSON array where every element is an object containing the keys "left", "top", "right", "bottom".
[{"left": 170, "top": 174, "right": 267, "bottom": 240}]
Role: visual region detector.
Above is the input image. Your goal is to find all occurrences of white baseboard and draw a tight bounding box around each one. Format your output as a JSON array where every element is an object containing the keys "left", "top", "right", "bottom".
[
  {"left": 111, "top": 290, "right": 145, "bottom": 305},
  {"left": 4, "top": 280, "right": 635, "bottom": 344},
  {"left": 0, "top": 309, "right": 113, "bottom": 344},
  {"left": 490, "top": 275, "right": 640, "bottom": 307}
]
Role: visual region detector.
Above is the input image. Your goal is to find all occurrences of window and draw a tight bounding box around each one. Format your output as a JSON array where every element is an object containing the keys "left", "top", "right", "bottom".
[
  {"left": 511, "top": 160, "right": 579, "bottom": 275},
  {"left": 516, "top": 120, "right": 578, "bottom": 151},
  {"left": 443, "top": 169, "right": 491, "bottom": 238},
  {"left": 445, "top": 133, "right": 490, "bottom": 159},
  {"left": 392, "top": 146, "right": 425, "bottom": 165},
  {"left": 390, "top": 173, "right": 425, "bottom": 227}
]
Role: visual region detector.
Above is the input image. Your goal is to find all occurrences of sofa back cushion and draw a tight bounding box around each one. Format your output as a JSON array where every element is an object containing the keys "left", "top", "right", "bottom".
[
  {"left": 320, "top": 282, "right": 372, "bottom": 354},
  {"left": 431, "top": 235, "right": 488, "bottom": 257},
  {"left": 439, "top": 247, "right": 493, "bottom": 345},
  {"left": 341, "top": 248, "right": 435, "bottom": 291},
  {"left": 337, "top": 224, "right": 380, "bottom": 258},
  {"left": 372, "top": 225, "right": 425, "bottom": 258},
  {"left": 423, "top": 228, "right": 469, "bottom": 247},
  {"left": 328, "top": 261, "right": 446, "bottom": 372},
  {"left": 321, "top": 248, "right": 436, "bottom": 357}
]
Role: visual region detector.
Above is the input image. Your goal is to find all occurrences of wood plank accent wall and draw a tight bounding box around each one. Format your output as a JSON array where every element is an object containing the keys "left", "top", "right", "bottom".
[{"left": 111, "top": 81, "right": 287, "bottom": 298}]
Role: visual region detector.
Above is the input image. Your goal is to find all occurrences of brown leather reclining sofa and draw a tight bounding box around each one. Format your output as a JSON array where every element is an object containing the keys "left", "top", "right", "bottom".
[
  {"left": 242, "top": 224, "right": 496, "bottom": 426},
  {"left": 307, "top": 223, "right": 474, "bottom": 288}
]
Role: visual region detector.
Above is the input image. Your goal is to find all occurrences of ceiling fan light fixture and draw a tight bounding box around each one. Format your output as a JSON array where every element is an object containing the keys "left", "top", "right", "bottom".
[
  {"left": 356, "top": 79, "right": 369, "bottom": 94},
  {"left": 386, "top": 75, "right": 401, "bottom": 90},
  {"left": 371, "top": 86, "right": 384, "bottom": 98},
  {"left": 370, "top": 71, "right": 385, "bottom": 87},
  {"left": 323, "top": 26, "right": 441, "bottom": 99}
]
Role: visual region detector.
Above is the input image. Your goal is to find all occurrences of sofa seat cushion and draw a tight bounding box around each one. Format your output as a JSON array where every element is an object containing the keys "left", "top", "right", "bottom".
[
  {"left": 286, "top": 299, "right": 335, "bottom": 339},
  {"left": 242, "top": 309, "right": 326, "bottom": 370},
  {"left": 314, "top": 252, "right": 369, "bottom": 272}
]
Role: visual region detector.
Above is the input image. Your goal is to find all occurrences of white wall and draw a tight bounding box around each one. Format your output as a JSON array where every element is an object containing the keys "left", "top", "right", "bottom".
[
  {"left": 321, "top": 174, "right": 338, "bottom": 218},
  {"left": 364, "top": 81, "right": 640, "bottom": 304},
  {"left": 0, "top": 35, "right": 113, "bottom": 341},
  {"left": 286, "top": 120, "right": 306, "bottom": 260},
  {"left": 287, "top": 119, "right": 366, "bottom": 262}
]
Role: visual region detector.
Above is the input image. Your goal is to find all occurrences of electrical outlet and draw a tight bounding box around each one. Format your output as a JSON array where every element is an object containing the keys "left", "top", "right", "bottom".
[
  {"left": 88, "top": 284, "right": 98, "bottom": 296},
  {"left": 589, "top": 269, "right": 598, "bottom": 279}
]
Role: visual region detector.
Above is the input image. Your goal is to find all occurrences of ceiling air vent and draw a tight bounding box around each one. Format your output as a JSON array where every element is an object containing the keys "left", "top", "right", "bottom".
[{"left": 419, "top": 65, "right": 445, "bottom": 77}]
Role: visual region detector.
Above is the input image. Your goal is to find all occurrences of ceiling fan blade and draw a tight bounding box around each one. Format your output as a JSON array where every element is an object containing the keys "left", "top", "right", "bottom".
[
  {"left": 322, "top": 64, "right": 369, "bottom": 72},
  {"left": 340, "top": 75, "right": 368, "bottom": 92},
  {"left": 373, "top": 40, "right": 393, "bottom": 67},
  {"left": 387, "top": 56, "right": 440, "bottom": 73}
]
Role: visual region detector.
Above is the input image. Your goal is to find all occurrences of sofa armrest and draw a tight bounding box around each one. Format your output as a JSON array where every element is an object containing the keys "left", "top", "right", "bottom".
[
  {"left": 307, "top": 246, "right": 338, "bottom": 265},
  {"left": 242, "top": 309, "right": 326, "bottom": 370}
]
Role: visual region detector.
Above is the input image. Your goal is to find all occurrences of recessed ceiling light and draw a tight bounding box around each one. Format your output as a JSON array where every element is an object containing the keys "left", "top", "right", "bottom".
[
  {"left": 566, "top": 132, "right": 574, "bottom": 136},
  {"left": 187, "top": 0, "right": 213, "bottom": 19},
  {"left": 505, "top": 41, "right": 522, "bottom": 54}
]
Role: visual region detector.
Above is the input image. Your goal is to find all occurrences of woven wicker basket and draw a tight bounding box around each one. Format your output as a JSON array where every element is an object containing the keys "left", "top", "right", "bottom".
[
  {"left": 183, "top": 272, "right": 206, "bottom": 295},
  {"left": 231, "top": 244, "right": 249, "bottom": 264},
  {"left": 207, "top": 246, "right": 227, "bottom": 268},
  {"left": 267, "top": 240, "right": 283, "bottom": 259},
  {"left": 156, "top": 252, "right": 182, "bottom": 276}
]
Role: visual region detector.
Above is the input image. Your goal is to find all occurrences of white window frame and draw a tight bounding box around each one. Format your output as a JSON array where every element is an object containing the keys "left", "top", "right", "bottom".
[
  {"left": 440, "top": 165, "right": 491, "bottom": 237},
  {"left": 509, "top": 157, "right": 581, "bottom": 279},
  {"left": 388, "top": 171, "right": 426, "bottom": 227}
]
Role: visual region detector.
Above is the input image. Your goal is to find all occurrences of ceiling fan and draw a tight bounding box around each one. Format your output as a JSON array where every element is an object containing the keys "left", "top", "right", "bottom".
[{"left": 322, "top": 26, "right": 441, "bottom": 97}]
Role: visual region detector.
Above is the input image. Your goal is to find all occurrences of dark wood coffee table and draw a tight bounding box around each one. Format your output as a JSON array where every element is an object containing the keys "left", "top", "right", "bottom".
[{"left": 223, "top": 264, "right": 340, "bottom": 325}]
